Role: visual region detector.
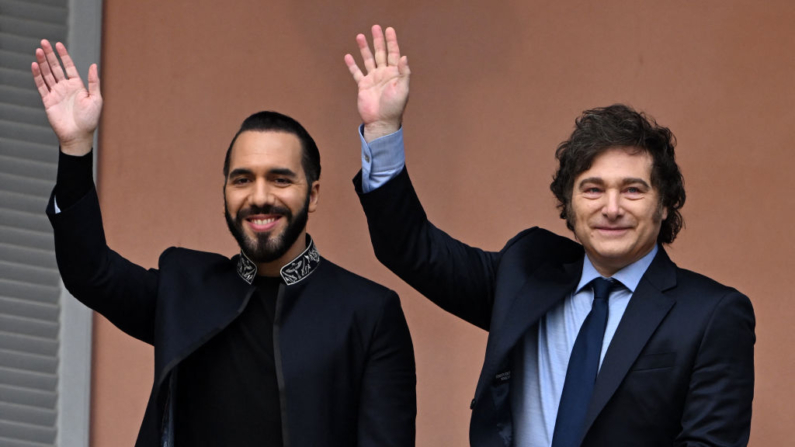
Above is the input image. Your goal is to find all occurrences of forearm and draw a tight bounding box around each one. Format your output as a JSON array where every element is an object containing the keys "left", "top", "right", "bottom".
[
  {"left": 355, "top": 167, "right": 497, "bottom": 329},
  {"left": 47, "top": 174, "right": 159, "bottom": 344},
  {"left": 54, "top": 148, "right": 94, "bottom": 211}
]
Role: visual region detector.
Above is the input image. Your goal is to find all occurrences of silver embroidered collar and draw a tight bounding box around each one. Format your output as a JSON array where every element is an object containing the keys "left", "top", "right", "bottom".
[{"left": 236, "top": 236, "right": 321, "bottom": 286}]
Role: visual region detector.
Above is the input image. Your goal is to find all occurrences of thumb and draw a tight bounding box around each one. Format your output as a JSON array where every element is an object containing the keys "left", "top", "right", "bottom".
[{"left": 398, "top": 56, "right": 410, "bottom": 77}]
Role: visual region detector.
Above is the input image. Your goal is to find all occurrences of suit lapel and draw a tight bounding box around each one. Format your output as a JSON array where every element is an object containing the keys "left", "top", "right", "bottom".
[
  {"left": 580, "top": 248, "right": 678, "bottom": 440},
  {"left": 476, "top": 259, "right": 582, "bottom": 399}
]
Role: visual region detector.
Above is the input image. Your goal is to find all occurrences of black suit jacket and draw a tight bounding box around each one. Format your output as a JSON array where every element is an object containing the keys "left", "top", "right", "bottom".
[
  {"left": 47, "top": 187, "right": 416, "bottom": 447},
  {"left": 355, "top": 168, "right": 754, "bottom": 447}
]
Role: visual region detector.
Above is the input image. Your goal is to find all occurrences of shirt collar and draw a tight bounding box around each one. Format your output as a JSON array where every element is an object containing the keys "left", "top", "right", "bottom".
[
  {"left": 575, "top": 244, "right": 659, "bottom": 294},
  {"left": 236, "top": 235, "right": 321, "bottom": 286}
]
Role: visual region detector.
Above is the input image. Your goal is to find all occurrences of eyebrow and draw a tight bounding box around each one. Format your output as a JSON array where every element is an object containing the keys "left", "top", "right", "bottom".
[
  {"left": 227, "top": 167, "right": 298, "bottom": 178},
  {"left": 578, "top": 177, "right": 651, "bottom": 189}
]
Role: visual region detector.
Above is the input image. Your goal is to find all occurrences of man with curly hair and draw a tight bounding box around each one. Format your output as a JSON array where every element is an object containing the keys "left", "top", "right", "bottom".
[{"left": 347, "top": 25, "right": 754, "bottom": 447}]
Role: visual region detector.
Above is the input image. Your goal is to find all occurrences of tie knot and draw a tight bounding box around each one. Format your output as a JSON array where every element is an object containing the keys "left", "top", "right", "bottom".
[{"left": 591, "top": 277, "right": 615, "bottom": 301}]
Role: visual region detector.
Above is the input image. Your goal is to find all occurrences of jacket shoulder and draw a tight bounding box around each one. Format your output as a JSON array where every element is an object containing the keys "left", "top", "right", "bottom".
[
  {"left": 159, "top": 247, "right": 231, "bottom": 267},
  {"left": 502, "top": 226, "right": 583, "bottom": 263},
  {"left": 314, "top": 257, "right": 396, "bottom": 302}
]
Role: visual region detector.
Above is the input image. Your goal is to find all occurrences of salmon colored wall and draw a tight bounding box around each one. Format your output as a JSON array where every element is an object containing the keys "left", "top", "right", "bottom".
[{"left": 89, "top": 1, "right": 794, "bottom": 445}]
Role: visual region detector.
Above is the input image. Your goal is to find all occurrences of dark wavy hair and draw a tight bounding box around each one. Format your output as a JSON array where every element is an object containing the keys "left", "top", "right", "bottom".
[
  {"left": 549, "top": 104, "right": 685, "bottom": 244},
  {"left": 223, "top": 111, "right": 321, "bottom": 184}
]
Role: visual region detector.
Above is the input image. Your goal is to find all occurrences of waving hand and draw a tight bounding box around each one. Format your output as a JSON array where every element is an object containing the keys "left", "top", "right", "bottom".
[
  {"left": 31, "top": 40, "right": 102, "bottom": 156},
  {"left": 344, "top": 25, "right": 410, "bottom": 142}
]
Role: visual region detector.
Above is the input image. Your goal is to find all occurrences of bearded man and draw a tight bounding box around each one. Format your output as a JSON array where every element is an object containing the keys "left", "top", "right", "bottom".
[{"left": 34, "top": 40, "right": 415, "bottom": 447}]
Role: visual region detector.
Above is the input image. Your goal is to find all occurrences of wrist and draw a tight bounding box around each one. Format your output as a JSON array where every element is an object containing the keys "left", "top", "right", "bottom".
[
  {"left": 59, "top": 135, "right": 94, "bottom": 156},
  {"left": 364, "top": 121, "right": 401, "bottom": 143}
]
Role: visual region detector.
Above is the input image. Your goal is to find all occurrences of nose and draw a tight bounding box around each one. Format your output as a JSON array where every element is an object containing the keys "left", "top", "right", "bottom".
[
  {"left": 250, "top": 178, "right": 274, "bottom": 207},
  {"left": 601, "top": 190, "right": 624, "bottom": 220}
]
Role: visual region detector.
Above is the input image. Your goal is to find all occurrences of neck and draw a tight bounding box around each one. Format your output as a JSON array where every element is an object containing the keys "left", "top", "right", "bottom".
[{"left": 256, "top": 229, "right": 308, "bottom": 277}]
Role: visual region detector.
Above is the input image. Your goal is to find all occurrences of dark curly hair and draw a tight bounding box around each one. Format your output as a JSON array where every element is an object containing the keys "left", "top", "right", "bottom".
[{"left": 549, "top": 104, "right": 685, "bottom": 244}]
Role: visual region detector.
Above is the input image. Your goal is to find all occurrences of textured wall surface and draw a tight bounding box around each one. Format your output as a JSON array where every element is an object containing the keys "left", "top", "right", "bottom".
[{"left": 86, "top": 1, "right": 794, "bottom": 445}]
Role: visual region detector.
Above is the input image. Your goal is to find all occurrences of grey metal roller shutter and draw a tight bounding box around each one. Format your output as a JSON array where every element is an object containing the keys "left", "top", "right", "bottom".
[{"left": 0, "top": 0, "right": 69, "bottom": 445}]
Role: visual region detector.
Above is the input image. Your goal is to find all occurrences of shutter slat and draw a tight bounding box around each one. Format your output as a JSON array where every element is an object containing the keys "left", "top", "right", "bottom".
[
  {"left": 0, "top": 228, "right": 55, "bottom": 254},
  {"left": 0, "top": 67, "right": 36, "bottom": 90},
  {"left": 0, "top": 191, "right": 49, "bottom": 215},
  {"left": 0, "top": 86, "right": 47, "bottom": 110},
  {"left": 0, "top": 402, "right": 56, "bottom": 429},
  {"left": 0, "top": 173, "right": 54, "bottom": 198},
  {"left": 0, "top": 366, "right": 57, "bottom": 393},
  {"left": 0, "top": 349, "right": 57, "bottom": 375},
  {"left": 0, "top": 17, "right": 65, "bottom": 41},
  {"left": 0, "top": 208, "right": 52, "bottom": 233},
  {"left": 0, "top": 420, "right": 56, "bottom": 445},
  {"left": 0, "top": 120, "right": 57, "bottom": 146},
  {"left": 0, "top": 333, "right": 57, "bottom": 358},
  {"left": 0, "top": 297, "right": 58, "bottom": 322},
  {"left": 0, "top": 157, "right": 56, "bottom": 183},
  {"left": 0, "top": 261, "right": 60, "bottom": 288},
  {"left": 0, "top": 0, "right": 67, "bottom": 25},
  {"left": 0, "top": 103, "right": 49, "bottom": 128},
  {"left": 0, "top": 244, "right": 56, "bottom": 270},
  {"left": 0, "top": 137, "right": 58, "bottom": 164},
  {"left": 0, "top": 315, "right": 60, "bottom": 341}
]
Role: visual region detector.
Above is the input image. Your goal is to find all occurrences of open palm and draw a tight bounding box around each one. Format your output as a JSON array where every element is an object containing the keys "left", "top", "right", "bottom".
[
  {"left": 32, "top": 40, "right": 102, "bottom": 155},
  {"left": 345, "top": 25, "right": 410, "bottom": 138}
]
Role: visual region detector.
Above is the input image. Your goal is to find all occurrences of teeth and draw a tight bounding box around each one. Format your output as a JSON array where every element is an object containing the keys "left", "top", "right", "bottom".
[{"left": 251, "top": 218, "right": 276, "bottom": 225}]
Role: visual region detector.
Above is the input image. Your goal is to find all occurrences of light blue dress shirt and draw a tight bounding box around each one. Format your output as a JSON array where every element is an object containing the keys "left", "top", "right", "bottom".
[{"left": 359, "top": 126, "right": 659, "bottom": 447}]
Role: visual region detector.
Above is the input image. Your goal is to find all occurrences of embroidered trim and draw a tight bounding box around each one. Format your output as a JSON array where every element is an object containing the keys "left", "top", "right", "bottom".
[
  {"left": 237, "top": 250, "right": 257, "bottom": 285},
  {"left": 280, "top": 236, "right": 320, "bottom": 286},
  {"left": 235, "top": 236, "right": 321, "bottom": 286}
]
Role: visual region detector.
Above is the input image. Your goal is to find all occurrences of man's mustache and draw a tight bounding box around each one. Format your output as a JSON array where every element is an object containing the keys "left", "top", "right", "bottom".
[{"left": 237, "top": 204, "right": 292, "bottom": 219}]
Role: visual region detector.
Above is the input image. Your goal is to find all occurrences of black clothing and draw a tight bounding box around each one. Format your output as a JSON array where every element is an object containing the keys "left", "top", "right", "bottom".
[
  {"left": 47, "top": 151, "right": 416, "bottom": 447},
  {"left": 175, "top": 276, "right": 282, "bottom": 447}
]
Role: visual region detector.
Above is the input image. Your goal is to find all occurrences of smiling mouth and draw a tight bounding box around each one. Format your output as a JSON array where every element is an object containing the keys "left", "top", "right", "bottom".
[{"left": 246, "top": 216, "right": 282, "bottom": 232}]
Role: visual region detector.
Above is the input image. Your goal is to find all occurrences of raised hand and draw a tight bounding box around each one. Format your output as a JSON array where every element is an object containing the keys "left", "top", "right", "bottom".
[
  {"left": 344, "top": 25, "right": 410, "bottom": 142},
  {"left": 31, "top": 40, "right": 102, "bottom": 156}
]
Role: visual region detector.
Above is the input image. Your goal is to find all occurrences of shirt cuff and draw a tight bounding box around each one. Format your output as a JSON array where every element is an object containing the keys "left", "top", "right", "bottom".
[{"left": 359, "top": 125, "right": 406, "bottom": 193}]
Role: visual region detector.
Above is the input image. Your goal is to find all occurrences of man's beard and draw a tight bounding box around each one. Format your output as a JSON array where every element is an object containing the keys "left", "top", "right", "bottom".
[{"left": 225, "top": 193, "right": 310, "bottom": 264}]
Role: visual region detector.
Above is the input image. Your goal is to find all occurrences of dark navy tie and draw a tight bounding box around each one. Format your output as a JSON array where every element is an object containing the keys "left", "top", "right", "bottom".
[{"left": 551, "top": 277, "right": 615, "bottom": 447}]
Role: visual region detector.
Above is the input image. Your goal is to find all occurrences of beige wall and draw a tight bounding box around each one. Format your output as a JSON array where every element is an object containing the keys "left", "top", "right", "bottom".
[{"left": 89, "top": 1, "right": 794, "bottom": 445}]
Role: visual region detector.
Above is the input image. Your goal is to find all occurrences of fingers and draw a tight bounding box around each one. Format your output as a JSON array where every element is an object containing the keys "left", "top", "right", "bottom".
[
  {"left": 55, "top": 42, "right": 80, "bottom": 79},
  {"left": 356, "top": 33, "right": 376, "bottom": 73},
  {"left": 385, "top": 27, "right": 401, "bottom": 66},
  {"left": 41, "top": 40, "right": 66, "bottom": 81},
  {"left": 371, "top": 24, "right": 387, "bottom": 68},
  {"left": 351, "top": 25, "right": 404, "bottom": 75},
  {"left": 87, "top": 64, "right": 101, "bottom": 98},
  {"left": 31, "top": 62, "right": 50, "bottom": 99},
  {"left": 35, "top": 47, "right": 57, "bottom": 88},
  {"left": 344, "top": 54, "right": 364, "bottom": 83}
]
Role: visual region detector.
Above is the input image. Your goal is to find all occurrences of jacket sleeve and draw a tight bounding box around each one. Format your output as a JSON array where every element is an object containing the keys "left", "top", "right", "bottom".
[
  {"left": 355, "top": 167, "right": 502, "bottom": 330},
  {"left": 675, "top": 290, "right": 755, "bottom": 446},
  {"left": 357, "top": 291, "right": 416, "bottom": 447},
  {"left": 47, "top": 186, "right": 161, "bottom": 344}
]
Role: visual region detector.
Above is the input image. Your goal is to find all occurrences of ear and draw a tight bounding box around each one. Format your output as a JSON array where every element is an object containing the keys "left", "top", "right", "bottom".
[{"left": 308, "top": 181, "right": 320, "bottom": 213}]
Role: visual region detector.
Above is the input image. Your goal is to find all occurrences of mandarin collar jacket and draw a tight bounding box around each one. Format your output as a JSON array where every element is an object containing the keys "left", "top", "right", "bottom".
[{"left": 47, "top": 186, "right": 416, "bottom": 447}]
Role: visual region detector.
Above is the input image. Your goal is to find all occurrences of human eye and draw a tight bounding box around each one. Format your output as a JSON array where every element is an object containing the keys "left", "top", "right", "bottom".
[{"left": 231, "top": 176, "right": 250, "bottom": 186}]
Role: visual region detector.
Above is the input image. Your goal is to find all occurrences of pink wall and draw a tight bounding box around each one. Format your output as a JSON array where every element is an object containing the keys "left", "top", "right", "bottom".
[{"left": 88, "top": 1, "right": 795, "bottom": 445}]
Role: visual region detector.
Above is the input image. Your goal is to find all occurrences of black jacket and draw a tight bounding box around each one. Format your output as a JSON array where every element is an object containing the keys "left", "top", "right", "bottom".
[
  {"left": 355, "top": 168, "right": 754, "bottom": 447},
  {"left": 47, "top": 187, "right": 416, "bottom": 447}
]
